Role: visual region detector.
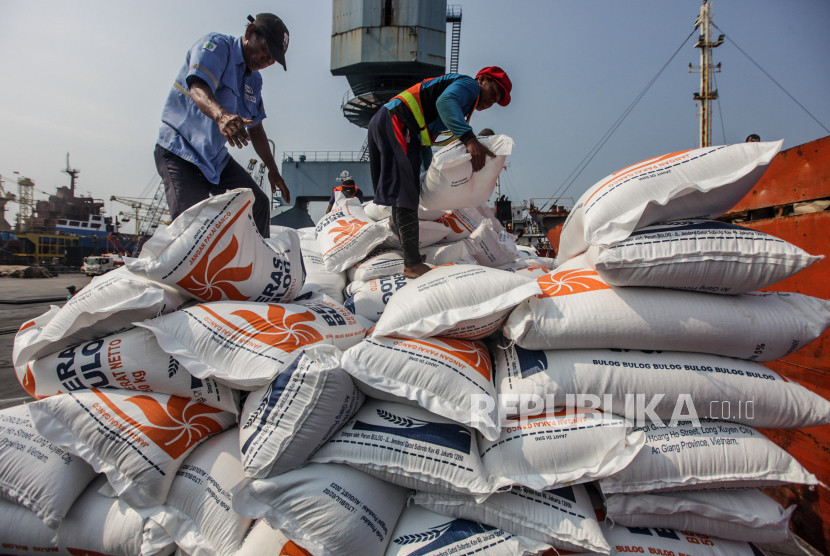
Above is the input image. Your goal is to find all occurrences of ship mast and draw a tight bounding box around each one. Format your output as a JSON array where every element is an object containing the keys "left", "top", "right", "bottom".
[{"left": 690, "top": 0, "right": 723, "bottom": 147}]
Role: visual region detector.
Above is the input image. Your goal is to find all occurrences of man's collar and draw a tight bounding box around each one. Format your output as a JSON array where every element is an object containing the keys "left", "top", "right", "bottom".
[{"left": 232, "top": 36, "right": 251, "bottom": 76}]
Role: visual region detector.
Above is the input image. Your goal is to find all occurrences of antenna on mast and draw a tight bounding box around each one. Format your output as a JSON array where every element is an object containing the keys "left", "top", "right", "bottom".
[
  {"left": 689, "top": 0, "right": 724, "bottom": 147},
  {"left": 63, "top": 153, "right": 80, "bottom": 197}
]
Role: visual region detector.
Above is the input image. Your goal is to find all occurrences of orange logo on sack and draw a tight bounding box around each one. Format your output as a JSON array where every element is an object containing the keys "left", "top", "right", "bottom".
[
  {"left": 19, "top": 320, "right": 37, "bottom": 332},
  {"left": 177, "top": 234, "right": 252, "bottom": 301},
  {"left": 281, "top": 542, "right": 313, "bottom": 556},
  {"left": 20, "top": 364, "right": 39, "bottom": 398},
  {"left": 93, "top": 389, "right": 227, "bottom": 459},
  {"left": 537, "top": 269, "right": 611, "bottom": 297},
  {"left": 175, "top": 201, "right": 253, "bottom": 301},
  {"left": 435, "top": 213, "right": 470, "bottom": 234},
  {"left": 328, "top": 218, "right": 367, "bottom": 243},
  {"left": 409, "top": 338, "right": 492, "bottom": 381},
  {"left": 201, "top": 303, "right": 323, "bottom": 352}
]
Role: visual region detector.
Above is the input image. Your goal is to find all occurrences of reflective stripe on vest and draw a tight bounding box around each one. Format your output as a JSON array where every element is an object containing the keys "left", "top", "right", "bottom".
[{"left": 394, "top": 82, "right": 473, "bottom": 147}]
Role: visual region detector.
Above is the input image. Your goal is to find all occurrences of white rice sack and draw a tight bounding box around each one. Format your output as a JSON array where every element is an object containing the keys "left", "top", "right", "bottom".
[
  {"left": 386, "top": 504, "right": 551, "bottom": 556},
  {"left": 312, "top": 399, "right": 491, "bottom": 496},
  {"left": 26, "top": 326, "right": 238, "bottom": 413},
  {"left": 347, "top": 248, "right": 405, "bottom": 282},
  {"left": 433, "top": 208, "right": 483, "bottom": 242},
  {"left": 372, "top": 264, "right": 541, "bottom": 340},
  {"left": 494, "top": 344, "right": 830, "bottom": 428},
  {"left": 127, "top": 189, "right": 305, "bottom": 303},
  {"left": 57, "top": 475, "right": 173, "bottom": 555},
  {"left": 583, "top": 218, "right": 822, "bottom": 293},
  {"left": 465, "top": 219, "right": 522, "bottom": 267},
  {"left": 232, "top": 462, "right": 409, "bottom": 556},
  {"left": 421, "top": 135, "right": 514, "bottom": 210},
  {"left": 298, "top": 230, "right": 346, "bottom": 303},
  {"left": 599, "top": 420, "right": 817, "bottom": 494},
  {"left": 28, "top": 390, "right": 236, "bottom": 508},
  {"left": 413, "top": 484, "right": 610, "bottom": 554},
  {"left": 239, "top": 345, "right": 364, "bottom": 478},
  {"left": 503, "top": 259, "right": 830, "bottom": 359},
  {"left": 423, "top": 240, "right": 477, "bottom": 266},
  {"left": 364, "top": 200, "right": 392, "bottom": 221},
  {"left": 481, "top": 410, "right": 645, "bottom": 492},
  {"left": 137, "top": 295, "right": 369, "bottom": 390},
  {"left": 383, "top": 220, "right": 451, "bottom": 249},
  {"left": 0, "top": 498, "right": 60, "bottom": 554},
  {"left": 316, "top": 198, "right": 392, "bottom": 273},
  {"left": 556, "top": 140, "right": 783, "bottom": 263},
  {"left": 497, "top": 260, "right": 553, "bottom": 280},
  {"left": 595, "top": 522, "right": 765, "bottom": 556},
  {"left": 342, "top": 336, "right": 499, "bottom": 440},
  {"left": 0, "top": 404, "right": 98, "bottom": 529},
  {"left": 344, "top": 274, "right": 411, "bottom": 322},
  {"left": 12, "top": 267, "right": 189, "bottom": 380},
  {"left": 604, "top": 489, "right": 794, "bottom": 544},
  {"left": 237, "top": 519, "right": 314, "bottom": 556},
  {"left": 149, "top": 429, "right": 251, "bottom": 555}
]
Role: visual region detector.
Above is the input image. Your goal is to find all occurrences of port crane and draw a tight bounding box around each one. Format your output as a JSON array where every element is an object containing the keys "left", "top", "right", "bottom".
[{"left": 110, "top": 189, "right": 170, "bottom": 255}]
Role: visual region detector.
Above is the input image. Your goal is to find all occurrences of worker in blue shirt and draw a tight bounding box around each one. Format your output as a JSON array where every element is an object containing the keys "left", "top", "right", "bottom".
[
  {"left": 155, "top": 13, "right": 291, "bottom": 237},
  {"left": 367, "top": 67, "right": 512, "bottom": 277}
]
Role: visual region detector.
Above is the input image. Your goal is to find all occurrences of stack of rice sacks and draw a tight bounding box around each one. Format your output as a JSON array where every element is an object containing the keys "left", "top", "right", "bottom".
[
  {"left": 2, "top": 138, "right": 828, "bottom": 555},
  {"left": 497, "top": 140, "right": 830, "bottom": 553}
]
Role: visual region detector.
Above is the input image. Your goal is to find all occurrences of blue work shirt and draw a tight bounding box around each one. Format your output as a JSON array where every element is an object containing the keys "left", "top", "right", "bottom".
[{"left": 157, "top": 33, "right": 267, "bottom": 184}]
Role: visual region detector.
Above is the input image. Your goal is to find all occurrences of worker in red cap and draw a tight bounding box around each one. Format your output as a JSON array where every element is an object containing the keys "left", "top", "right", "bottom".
[{"left": 367, "top": 66, "right": 512, "bottom": 277}]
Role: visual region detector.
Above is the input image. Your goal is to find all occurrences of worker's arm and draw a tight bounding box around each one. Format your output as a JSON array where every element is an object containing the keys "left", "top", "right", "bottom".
[
  {"left": 188, "top": 77, "right": 253, "bottom": 149},
  {"left": 249, "top": 122, "right": 290, "bottom": 204},
  {"left": 435, "top": 77, "right": 494, "bottom": 172}
]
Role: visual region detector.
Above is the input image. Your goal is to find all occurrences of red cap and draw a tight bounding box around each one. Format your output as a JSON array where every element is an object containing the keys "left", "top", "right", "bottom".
[{"left": 476, "top": 66, "right": 512, "bottom": 106}]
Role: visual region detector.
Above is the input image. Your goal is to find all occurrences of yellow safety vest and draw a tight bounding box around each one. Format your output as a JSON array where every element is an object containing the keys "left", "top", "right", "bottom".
[{"left": 394, "top": 82, "right": 475, "bottom": 147}]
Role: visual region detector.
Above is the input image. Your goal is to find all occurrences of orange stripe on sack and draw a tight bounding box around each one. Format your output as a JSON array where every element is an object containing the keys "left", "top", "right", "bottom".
[
  {"left": 406, "top": 338, "right": 492, "bottom": 381},
  {"left": 585, "top": 149, "right": 694, "bottom": 205}
]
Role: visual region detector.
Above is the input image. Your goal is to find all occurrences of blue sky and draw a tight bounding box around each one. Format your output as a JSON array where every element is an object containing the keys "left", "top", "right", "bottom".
[{"left": 1, "top": 0, "right": 828, "bottom": 228}]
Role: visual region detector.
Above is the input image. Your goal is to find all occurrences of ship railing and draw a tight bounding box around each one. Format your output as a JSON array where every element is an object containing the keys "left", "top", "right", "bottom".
[
  {"left": 282, "top": 151, "right": 365, "bottom": 163},
  {"left": 528, "top": 197, "right": 574, "bottom": 214}
]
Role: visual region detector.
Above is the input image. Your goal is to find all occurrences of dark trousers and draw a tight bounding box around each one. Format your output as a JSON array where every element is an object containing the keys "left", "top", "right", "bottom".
[
  {"left": 154, "top": 144, "right": 271, "bottom": 237},
  {"left": 367, "top": 108, "right": 422, "bottom": 210}
]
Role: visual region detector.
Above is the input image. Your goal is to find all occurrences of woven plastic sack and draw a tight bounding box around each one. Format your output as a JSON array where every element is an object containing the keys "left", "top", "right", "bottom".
[
  {"left": 583, "top": 218, "right": 822, "bottom": 293},
  {"left": 413, "top": 484, "right": 610, "bottom": 554},
  {"left": 372, "top": 264, "right": 541, "bottom": 340},
  {"left": 383, "top": 220, "right": 451, "bottom": 250},
  {"left": 0, "top": 404, "right": 98, "bottom": 529},
  {"left": 239, "top": 345, "right": 364, "bottom": 478},
  {"left": 127, "top": 189, "right": 305, "bottom": 303},
  {"left": 604, "top": 489, "right": 794, "bottom": 544},
  {"left": 599, "top": 420, "right": 817, "bottom": 494},
  {"left": 481, "top": 410, "right": 645, "bottom": 492},
  {"left": 342, "top": 336, "right": 500, "bottom": 440},
  {"left": 232, "top": 462, "right": 409, "bottom": 556},
  {"left": 494, "top": 344, "right": 830, "bottom": 428},
  {"left": 13, "top": 266, "right": 188, "bottom": 379},
  {"left": 433, "top": 208, "right": 482, "bottom": 242},
  {"left": 312, "top": 399, "right": 491, "bottom": 496},
  {"left": 504, "top": 258, "right": 830, "bottom": 359},
  {"left": 137, "top": 295, "right": 369, "bottom": 390},
  {"left": 316, "top": 197, "right": 392, "bottom": 273},
  {"left": 25, "top": 326, "right": 238, "bottom": 413},
  {"left": 423, "top": 240, "right": 477, "bottom": 266},
  {"left": 28, "top": 389, "right": 236, "bottom": 508},
  {"left": 386, "top": 504, "right": 551, "bottom": 556},
  {"left": 298, "top": 228, "right": 346, "bottom": 303},
  {"left": 421, "top": 134, "right": 514, "bottom": 210},
  {"left": 347, "top": 248, "right": 405, "bottom": 282},
  {"left": 149, "top": 429, "right": 251, "bottom": 554},
  {"left": 590, "top": 522, "right": 766, "bottom": 556},
  {"left": 237, "top": 519, "right": 313, "bottom": 556},
  {"left": 465, "top": 219, "right": 522, "bottom": 267},
  {"left": 556, "top": 140, "right": 783, "bottom": 263},
  {"left": 344, "top": 274, "right": 411, "bottom": 322}
]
